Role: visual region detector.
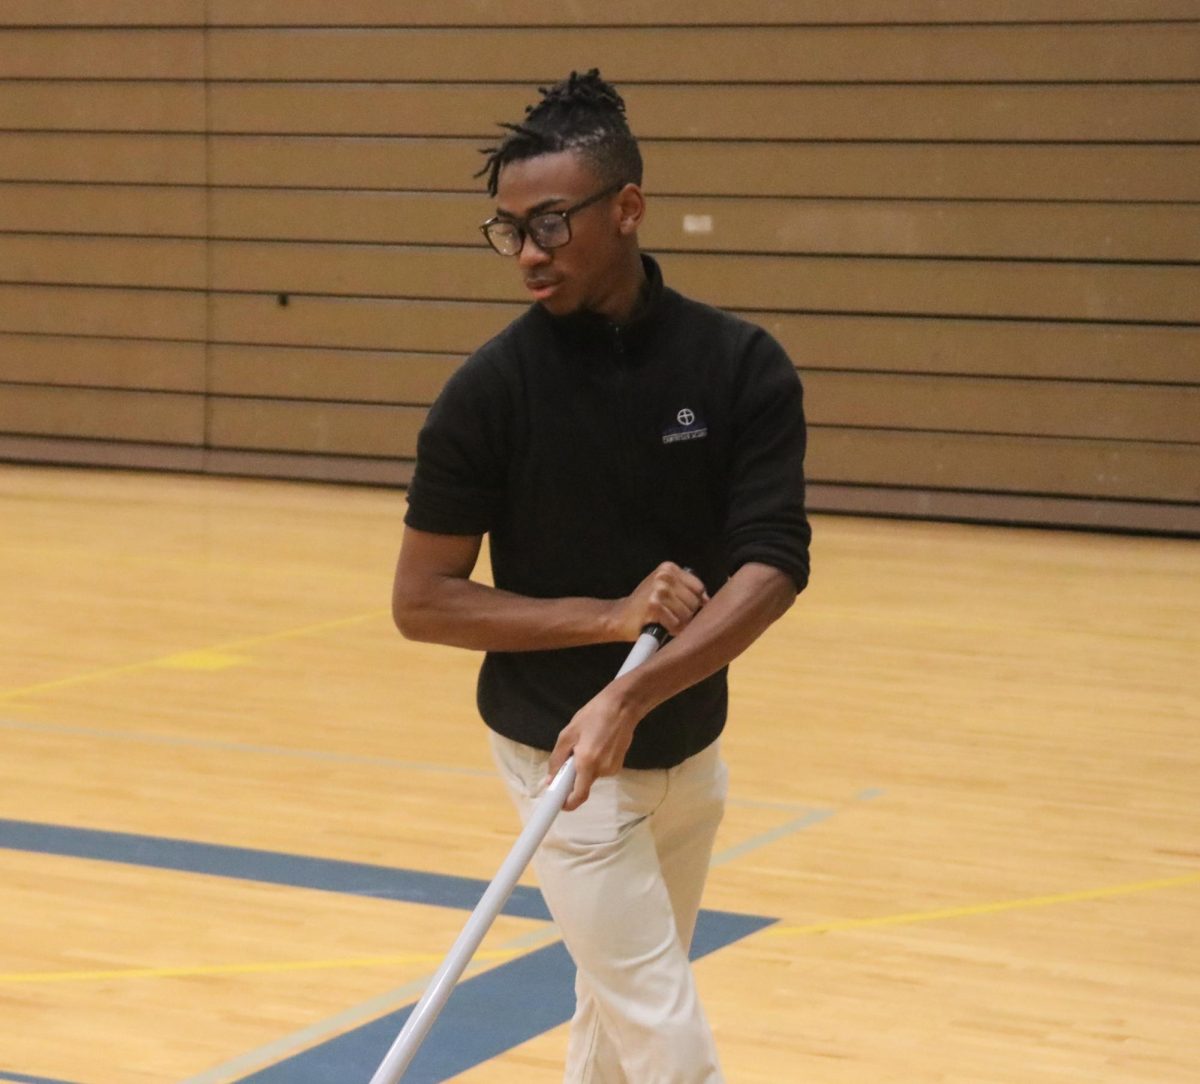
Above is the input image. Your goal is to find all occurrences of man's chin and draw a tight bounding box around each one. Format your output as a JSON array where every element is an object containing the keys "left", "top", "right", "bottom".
[{"left": 534, "top": 292, "right": 578, "bottom": 317}]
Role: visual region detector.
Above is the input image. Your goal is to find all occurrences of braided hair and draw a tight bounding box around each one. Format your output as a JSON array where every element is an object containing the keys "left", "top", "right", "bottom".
[{"left": 477, "top": 69, "right": 643, "bottom": 197}]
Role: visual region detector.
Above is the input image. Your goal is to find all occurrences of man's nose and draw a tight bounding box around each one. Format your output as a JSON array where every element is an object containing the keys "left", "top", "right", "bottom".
[{"left": 517, "top": 232, "right": 550, "bottom": 268}]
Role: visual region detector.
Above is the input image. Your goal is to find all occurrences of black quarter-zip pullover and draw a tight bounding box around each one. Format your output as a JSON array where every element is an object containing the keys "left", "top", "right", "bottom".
[{"left": 405, "top": 256, "right": 810, "bottom": 768}]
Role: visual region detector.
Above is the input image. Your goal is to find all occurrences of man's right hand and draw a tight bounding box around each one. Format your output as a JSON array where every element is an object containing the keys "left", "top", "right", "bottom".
[{"left": 606, "top": 562, "right": 709, "bottom": 641}]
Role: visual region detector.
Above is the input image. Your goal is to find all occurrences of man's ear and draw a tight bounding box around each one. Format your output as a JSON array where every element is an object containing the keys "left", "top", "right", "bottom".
[{"left": 615, "top": 183, "right": 646, "bottom": 235}]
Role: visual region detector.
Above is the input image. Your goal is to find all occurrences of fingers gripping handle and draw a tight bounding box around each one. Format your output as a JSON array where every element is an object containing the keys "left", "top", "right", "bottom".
[
  {"left": 545, "top": 622, "right": 667, "bottom": 802},
  {"left": 367, "top": 622, "right": 668, "bottom": 1083}
]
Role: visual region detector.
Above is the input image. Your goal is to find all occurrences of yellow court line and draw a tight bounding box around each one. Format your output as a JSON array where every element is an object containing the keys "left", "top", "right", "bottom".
[
  {"left": 13, "top": 874, "right": 1197, "bottom": 984},
  {"left": 0, "top": 946, "right": 524, "bottom": 986},
  {"left": 767, "top": 870, "right": 1200, "bottom": 939},
  {"left": 0, "top": 608, "right": 390, "bottom": 701}
]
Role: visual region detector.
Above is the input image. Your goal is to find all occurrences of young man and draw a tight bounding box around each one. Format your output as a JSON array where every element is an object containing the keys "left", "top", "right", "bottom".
[{"left": 393, "top": 70, "right": 810, "bottom": 1083}]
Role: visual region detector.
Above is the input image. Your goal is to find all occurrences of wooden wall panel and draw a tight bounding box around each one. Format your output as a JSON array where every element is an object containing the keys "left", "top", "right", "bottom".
[
  {"left": 204, "top": 25, "right": 1200, "bottom": 82},
  {"left": 207, "top": 346, "right": 457, "bottom": 404},
  {"left": 809, "top": 430, "right": 1198, "bottom": 505},
  {"left": 206, "top": 136, "right": 481, "bottom": 193},
  {"left": 200, "top": 446, "right": 410, "bottom": 485},
  {"left": 0, "top": 285, "right": 205, "bottom": 340},
  {"left": 201, "top": 1, "right": 1200, "bottom": 27},
  {"left": 640, "top": 144, "right": 1200, "bottom": 203},
  {"left": 0, "top": 334, "right": 204, "bottom": 391},
  {"left": 0, "top": 385, "right": 203, "bottom": 443},
  {"left": 0, "top": 82, "right": 204, "bottom": 131},
  {"left": 207, "top": 295, "right": 517, "bottom": 354},
  {"left": 0, "top": 134, "right": 205, "bottom": 184},
  {"left": 203, "top": 138, "right": 1200, "bottom": 201},
  {"left": 0, "top": 18, "right": 208, "bottom": 470},
  {"left": 204, "top": 84, "right": 1200, "bottom": 141},
  {"left": 0, "top": 29, "right": 203, "bottom": 78},
  {"left": 804, "top": 374, "right": 1200, "bottom": 444},
  {"left": 0, "top": 434, "right": 206, "bottom": 473},
  {"left": 807, "top": 485, "right": 1200, "bottom": 535},
  {"left": 204, "top": 295, "right": 1199, "bottom": 384},
  {"left": 1, "top": 12, "right": 1196, "bottom": 533},
  {"left": 0, "top": 1, "right": 204, "bottom": 25},
  {"left": 201, "top": 354, "right": 1200, "bottom": 443},
  {"left": 205, "top": 189, "right": 1200, "bottom": 262},
  {"left": 661, "top": 255, "right": 1200, "bottom": 325},
  {"left": 761, "top": 317, "right": 1200, "bottom": 385},
  {"left": 0, "top": 236, "right": 205, "bottom": 289},
  {"left": 207, "top": 399, "right": 424, "bottom": 457},
  {"left": 0, "top": 184, "right": 205, "bottom": 236},
  {"left": 647, "top": 202, "right": 1200, "bottom": 263},
  {"left": 199, "top": 243, "right": 1200, "bottom": 325}
]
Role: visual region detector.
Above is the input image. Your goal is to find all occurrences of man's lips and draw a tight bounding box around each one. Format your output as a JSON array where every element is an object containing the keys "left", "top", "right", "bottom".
[{"left": 525, "top": 277, "right": 561, "bottom": 297}]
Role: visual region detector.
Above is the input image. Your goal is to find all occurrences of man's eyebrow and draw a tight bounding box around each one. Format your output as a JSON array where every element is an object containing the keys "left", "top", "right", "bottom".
[{"left": 495, "top": 196, "right": 568, "bottom": 218}]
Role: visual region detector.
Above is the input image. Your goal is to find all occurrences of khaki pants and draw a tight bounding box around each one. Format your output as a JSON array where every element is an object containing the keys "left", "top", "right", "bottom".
[{"left": 489, "top": 730, "right": 728, "bottom": 1084}]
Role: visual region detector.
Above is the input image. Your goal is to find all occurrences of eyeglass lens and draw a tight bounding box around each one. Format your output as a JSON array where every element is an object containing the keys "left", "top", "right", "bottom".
[{"left": 485, "top": 213, "right": 570, "bottom": 256}]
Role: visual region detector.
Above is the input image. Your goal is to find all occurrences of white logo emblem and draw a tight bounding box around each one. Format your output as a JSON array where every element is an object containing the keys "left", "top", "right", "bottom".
[{"left": 663, "top": 405, "right": 707, "bottom": 444}]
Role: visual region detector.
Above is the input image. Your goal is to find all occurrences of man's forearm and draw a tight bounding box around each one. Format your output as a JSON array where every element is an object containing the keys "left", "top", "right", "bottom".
[
  {"left": 395, "top": 573, "right": 617, "bottom": 652},
  {"left": 394, "top": 529, "right": 709, "bottom": 654}
]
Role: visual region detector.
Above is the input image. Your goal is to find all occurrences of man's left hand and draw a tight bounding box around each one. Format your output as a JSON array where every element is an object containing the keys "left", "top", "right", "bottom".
[{"left": 546, "top": 687, "right": 635, "bottom": 811}]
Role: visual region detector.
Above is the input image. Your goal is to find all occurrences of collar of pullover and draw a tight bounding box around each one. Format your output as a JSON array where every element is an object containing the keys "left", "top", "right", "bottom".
[{"left": 533, "top": 254, "right": 666, "bottom": 358}]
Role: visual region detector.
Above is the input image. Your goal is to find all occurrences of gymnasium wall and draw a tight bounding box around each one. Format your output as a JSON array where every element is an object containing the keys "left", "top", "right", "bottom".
[{"left": 1, "top": 1, "right": 1198, "bottom": 533}]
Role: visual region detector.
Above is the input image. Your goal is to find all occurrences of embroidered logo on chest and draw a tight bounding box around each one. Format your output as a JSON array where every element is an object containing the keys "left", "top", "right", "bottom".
[{"left": 662, "top": 406, "right": 708, "bottom": 445}]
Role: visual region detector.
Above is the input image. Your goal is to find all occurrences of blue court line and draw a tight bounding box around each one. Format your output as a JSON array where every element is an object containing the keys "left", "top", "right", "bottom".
[
  {"left": 0, "top": 818, "right": 550, "bottom": 921},
  {"left": 1, "top": 818, "right": 778, "bottom": 1082},
  {"left": 237, "top": 911, "right": 775, "bottom": 1084},
  {"left": 0, "top": 1072, "right": 85, "bottom": 1084}
]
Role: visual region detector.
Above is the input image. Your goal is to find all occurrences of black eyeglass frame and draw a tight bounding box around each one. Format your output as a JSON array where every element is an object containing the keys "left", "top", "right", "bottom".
[{"left": 479, "top": 182, "right": 625, "bottom": 256}]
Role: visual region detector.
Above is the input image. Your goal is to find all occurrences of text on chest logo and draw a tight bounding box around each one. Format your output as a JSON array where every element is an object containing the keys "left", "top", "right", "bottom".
[{"left": 663, "top": 406, "right": 708, "bottom": 445}]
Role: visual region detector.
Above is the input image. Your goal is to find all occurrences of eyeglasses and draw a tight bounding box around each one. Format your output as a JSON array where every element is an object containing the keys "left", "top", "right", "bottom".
[{"left": 480, "top": 182, "right": 623, "bottom": 257}]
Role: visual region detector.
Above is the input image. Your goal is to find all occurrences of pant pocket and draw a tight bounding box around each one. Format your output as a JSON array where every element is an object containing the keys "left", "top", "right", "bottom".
[{"left": 488, "top": 730, "right": 550, "bottom": 802}]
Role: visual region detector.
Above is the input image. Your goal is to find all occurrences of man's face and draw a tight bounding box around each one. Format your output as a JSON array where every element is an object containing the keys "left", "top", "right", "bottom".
[{"left": 492, "top": 150, "right": 630, "bottom": 318}]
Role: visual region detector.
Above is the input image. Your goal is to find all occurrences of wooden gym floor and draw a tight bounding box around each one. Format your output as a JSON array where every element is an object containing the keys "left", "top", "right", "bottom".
[{"left": 0, "top": 464, "right": 1196, "bottom": 1083}]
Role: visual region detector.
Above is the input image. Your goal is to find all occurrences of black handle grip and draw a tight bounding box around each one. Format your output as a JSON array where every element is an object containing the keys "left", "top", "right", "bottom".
[{"left": 641, "top": 622, "right": 669, "bottom": 643}]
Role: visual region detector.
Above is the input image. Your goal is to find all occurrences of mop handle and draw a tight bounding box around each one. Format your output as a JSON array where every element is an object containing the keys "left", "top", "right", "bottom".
[{"left": 368, "top": 622, "right": 669, "bottom": 1083}]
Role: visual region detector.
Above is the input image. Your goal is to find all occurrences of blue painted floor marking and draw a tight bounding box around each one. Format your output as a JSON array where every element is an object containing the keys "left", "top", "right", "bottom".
[
  {"left": 0, "top": 818, "right": 550, "bottom": 920},
  {"left": 2, "top": 816, "right": 789, "bottom": 1081},
  {"left": 0, "top": 1072, "right": 86, "bottom": 1084},
  {"left": 237, "top": 911, "right": 775, "bottom": 1084}
]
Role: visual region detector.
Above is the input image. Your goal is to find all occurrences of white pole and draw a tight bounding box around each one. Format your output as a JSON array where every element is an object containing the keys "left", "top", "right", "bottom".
[{"left": 368, "top": 625, "right": 667, "bottom": 1083}]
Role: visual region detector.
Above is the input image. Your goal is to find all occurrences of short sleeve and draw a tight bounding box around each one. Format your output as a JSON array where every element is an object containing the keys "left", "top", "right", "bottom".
[{"left": 404, "top": 352, "right": 510, "bottom": 536}]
